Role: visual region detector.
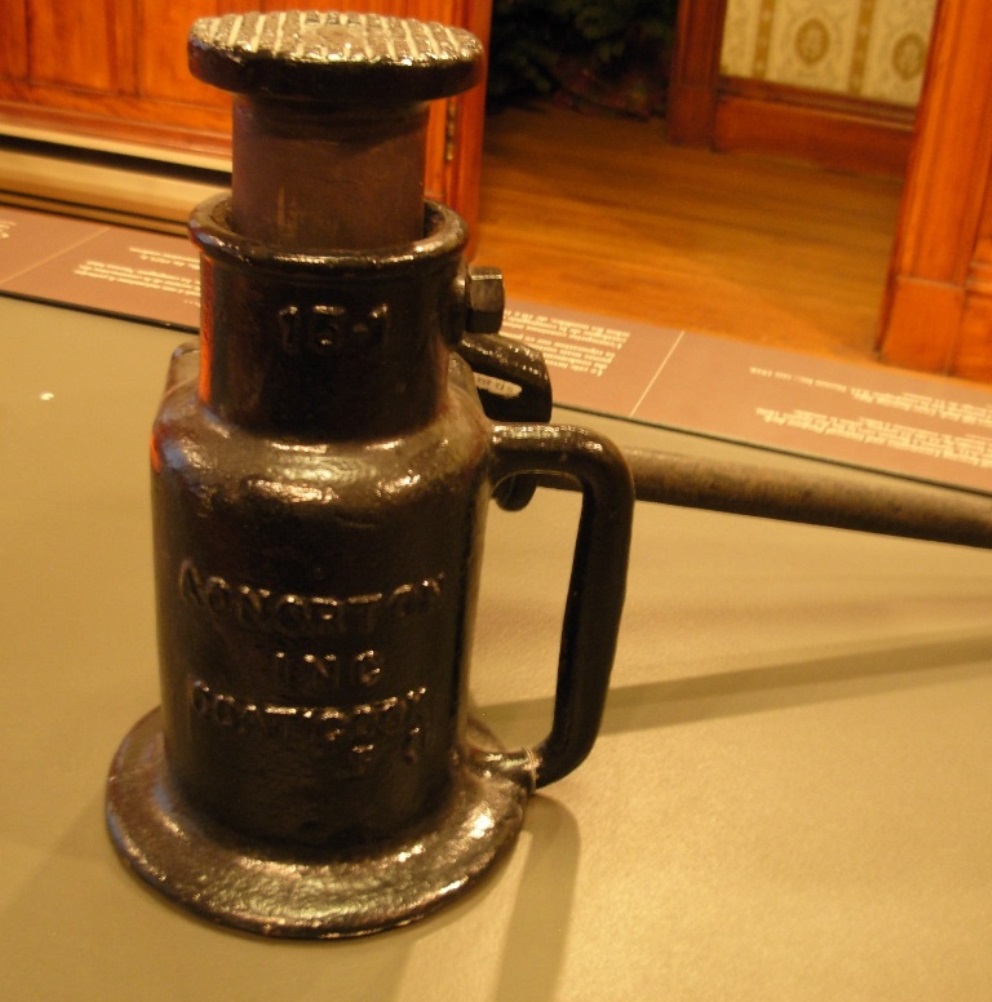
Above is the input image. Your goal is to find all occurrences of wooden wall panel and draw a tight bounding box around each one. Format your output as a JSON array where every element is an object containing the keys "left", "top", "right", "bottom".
[
  {"left": 441, "top": 0, "right": 491, "bottom": 241},
  {"left": 137, "top": 1, "right": 235, "bottom": 105},
  {"left": 0, "top": 0, "right": 29, "bottom": 79},
  {"left": 28, "top": 0, "right": 139, "bottom": 93},
  {"left": 0, "top": 1, "right": 491, "bottom": 232}
]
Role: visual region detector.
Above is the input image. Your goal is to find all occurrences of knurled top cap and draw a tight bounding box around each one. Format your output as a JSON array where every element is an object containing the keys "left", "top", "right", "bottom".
[{"left": 189, "top": 10, "right": 485, "bottom": 103}]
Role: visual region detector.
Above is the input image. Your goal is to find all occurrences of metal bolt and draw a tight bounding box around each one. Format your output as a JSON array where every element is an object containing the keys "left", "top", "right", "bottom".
[{"left": 465, "top": 266, "right": 505, "bottom": 334}]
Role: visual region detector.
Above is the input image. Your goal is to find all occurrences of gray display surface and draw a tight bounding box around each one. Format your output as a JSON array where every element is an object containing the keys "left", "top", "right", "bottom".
[{"left": 2, "top": 296, "right": 991, "bottom": 1000}]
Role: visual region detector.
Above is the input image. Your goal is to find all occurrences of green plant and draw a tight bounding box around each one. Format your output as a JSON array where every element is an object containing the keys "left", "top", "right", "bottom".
[{"left": 487, "top": 0, "right": 678, "bottom": 112}]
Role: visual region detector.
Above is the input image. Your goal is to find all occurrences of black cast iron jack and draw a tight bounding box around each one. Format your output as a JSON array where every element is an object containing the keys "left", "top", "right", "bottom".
[{"left": 105, "top": 9, "right": 989, "bottom": 944}]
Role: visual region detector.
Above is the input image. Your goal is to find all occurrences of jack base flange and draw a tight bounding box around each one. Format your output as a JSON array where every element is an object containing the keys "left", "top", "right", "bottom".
[{"left": 106, "top": 708, "right": 529, "bottom": 938}]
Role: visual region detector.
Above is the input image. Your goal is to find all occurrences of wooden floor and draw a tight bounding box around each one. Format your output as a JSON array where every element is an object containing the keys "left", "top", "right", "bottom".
[{"left": 473, "top": 104, "right": 905, "bottom": 366}]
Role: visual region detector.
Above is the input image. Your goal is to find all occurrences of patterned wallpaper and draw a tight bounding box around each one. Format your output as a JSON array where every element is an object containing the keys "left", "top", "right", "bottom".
[{"left": 721, "top": 0, "right": 937, "bottom": 106}]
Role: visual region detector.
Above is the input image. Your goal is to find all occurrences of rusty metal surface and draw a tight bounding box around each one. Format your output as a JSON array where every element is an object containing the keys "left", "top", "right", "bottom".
[
  {"left": 189, "top": 11, "right": 485, "bottom": 251},
  {"left": 228, "top": 99, "right": 430, "bottom": 249},
  {"left": 534, "top": 444, "right": 992, "bottom": 550}
]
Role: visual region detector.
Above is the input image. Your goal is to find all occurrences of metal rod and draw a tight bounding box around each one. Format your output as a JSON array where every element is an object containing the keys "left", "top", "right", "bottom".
[{"left": 540, "top": 446, "right": 992, "bottom": 551}]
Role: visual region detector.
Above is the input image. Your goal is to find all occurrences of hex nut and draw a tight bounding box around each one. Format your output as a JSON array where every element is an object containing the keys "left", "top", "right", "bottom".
[{"left": 465, "top": 267, "right": 505, "bottom": 334}]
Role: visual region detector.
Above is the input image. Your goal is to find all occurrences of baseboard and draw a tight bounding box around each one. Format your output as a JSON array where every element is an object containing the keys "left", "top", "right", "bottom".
[{"left": 711, "top": 78, "right": 915, "bottom": 176}]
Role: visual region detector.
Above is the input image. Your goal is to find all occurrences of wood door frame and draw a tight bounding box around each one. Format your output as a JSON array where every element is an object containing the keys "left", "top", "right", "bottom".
[
  {"left": 667, "top": 0, "right": 914, "bottom": 175},
  {"left": 876, "top": 0, "right": 992, "bottom": 380},
  {"left": 666, "top": 0, "right": 727, "bottom": 146},
  {"left": 669, "top": 0, "right": 992, "bottom": 383}
]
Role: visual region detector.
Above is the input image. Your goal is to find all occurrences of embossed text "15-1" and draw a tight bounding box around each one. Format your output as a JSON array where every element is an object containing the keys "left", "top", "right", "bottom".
[{"left": 278, "top": 302, "right": 389, "bottom": 356}]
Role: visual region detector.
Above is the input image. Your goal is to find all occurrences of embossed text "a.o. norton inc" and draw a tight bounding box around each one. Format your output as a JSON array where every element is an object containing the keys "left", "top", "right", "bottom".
[{"left": 178, "top": 559, "right": 445, "bottom": 637}]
